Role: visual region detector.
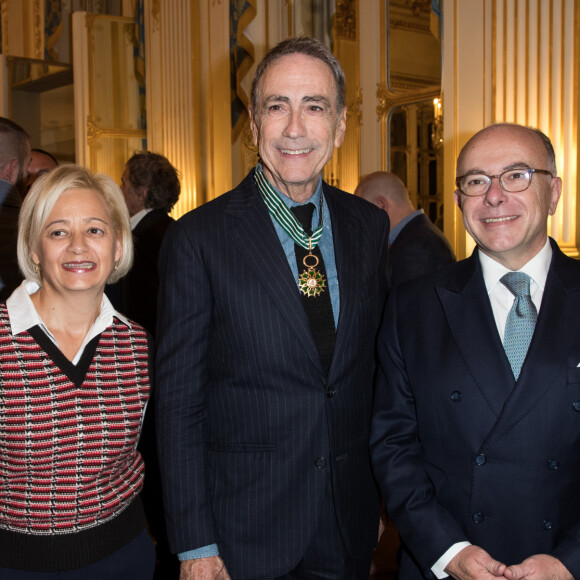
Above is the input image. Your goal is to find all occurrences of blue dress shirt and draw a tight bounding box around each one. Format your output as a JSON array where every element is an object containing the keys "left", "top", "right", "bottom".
[{"left": 264, "top": 172, "right": 340, "bottom": 327}]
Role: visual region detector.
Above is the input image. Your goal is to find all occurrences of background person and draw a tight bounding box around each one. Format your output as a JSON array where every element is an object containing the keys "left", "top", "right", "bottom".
[
  {"left": 107, "top": 151, "right": 180, "bottom": 338},
  {"left": 371, "top": 123, "right": 578, "bottom": 580},
  {"left": 355, "top": 171, "right": 455, "bottom": 287},
  {"left": 108, "top": 150, "right": 181, "bottom": 578},
  {"left": 23, "top": 148, "right": 59, "bottom": 195},
  {"left": 0, "top": 117, "right": 31, "bottom": 301},
  {"left": 0, "top": 165, "right": 155, "bottom": 579}
]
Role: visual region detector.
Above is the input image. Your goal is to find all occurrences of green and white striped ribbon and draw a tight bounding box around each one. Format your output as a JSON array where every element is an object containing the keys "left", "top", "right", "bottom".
[{"left": 254, "top": 168, "right": 323, "bottom": 250}]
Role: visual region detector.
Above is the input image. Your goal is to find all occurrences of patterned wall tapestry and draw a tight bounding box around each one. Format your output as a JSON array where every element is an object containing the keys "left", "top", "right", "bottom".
[{"left": 230, "top": 0, "right": 256, "bottom": 142}]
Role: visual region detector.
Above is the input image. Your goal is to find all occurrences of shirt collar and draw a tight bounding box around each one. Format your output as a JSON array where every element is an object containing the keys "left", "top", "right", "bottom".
[
  {"left": 256, "top": 163, "right": 323, "bottom": 222},
  {"left": 130, "top": 207, "right": 153, "bottom": 230},
  {"left": 389, "top": 209, "right": 423, "bottom": 244},
  {"left": 6, "top": 280, "right": 131, "bottom": 340},
  {"left": 479, "top": 237, "right": 552, "bottom": 295}
]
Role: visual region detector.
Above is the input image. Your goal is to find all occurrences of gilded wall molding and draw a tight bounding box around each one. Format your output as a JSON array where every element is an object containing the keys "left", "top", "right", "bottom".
[
  {"left": 85, "top": 12, "right": 97, "bottom": 119},
  {"left": 150, "top": 0, "right": 160, "bottom": 32},
  {"left": 0, "top": 0, "right": 47, "bottom": 59},
  {"left": 348, "top": 86, "right": 363, "bottom": 126},
  {"left": 377, "top": 81, "right": 440, "bottom": 121},
  {"left": 390, "top": 18, "right": 431, "bottom": 33},
  {"left": 0, "top": 1, "right": 7, "bottom": 55},
  {"left": 86, "top": 116, "right": 145, "bottom": 144},
  {"left": 33, "top": 0, "right": 43, "bottom": 58},
  {"left": 242, "top": 119, "right": 258, "bottom": 177},
  {"left": 85, "top": 12, "right": 97, "bottom": 29},
  {"left": 335, "top": 0, "right": 356, "bottom": 40},
  {"left": 390, "top": 74, "right": 440, "bottom": 91},
  {"left": 376, "top": 82, "right": 396, "bottom": 121}
]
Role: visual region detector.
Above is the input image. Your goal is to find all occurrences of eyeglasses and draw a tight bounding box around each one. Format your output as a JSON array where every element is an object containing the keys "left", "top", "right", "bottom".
[{"left": 455, "top": 168, "right": 553, "bottom": 197}]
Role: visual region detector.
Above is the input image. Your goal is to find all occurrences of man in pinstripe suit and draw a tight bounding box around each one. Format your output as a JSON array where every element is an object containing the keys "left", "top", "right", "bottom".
[{"left": 156, "top": 37, "right": 389, "bottom": 580}]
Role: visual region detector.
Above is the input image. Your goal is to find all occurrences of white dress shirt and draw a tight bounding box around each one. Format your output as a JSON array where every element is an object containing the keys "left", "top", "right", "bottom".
[
  {"left": 6, "top": 280, "right": 131, "bottom": 365},
  {"left": 480, "top": 239, "right": 551, "bottom": 339},
  {"left": 431, "top": 238, "right": 552, "bottom": 578}
]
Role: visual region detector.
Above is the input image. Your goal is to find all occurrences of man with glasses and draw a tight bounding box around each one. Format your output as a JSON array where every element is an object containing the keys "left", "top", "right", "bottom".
[{"left": 371, "top": 123, "right": 578, "bottom": 580}]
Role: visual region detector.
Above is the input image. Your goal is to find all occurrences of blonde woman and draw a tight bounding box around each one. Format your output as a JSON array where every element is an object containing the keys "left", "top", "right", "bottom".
[{"left": 0, "top": 165, "right": 154, "bottom": 579}]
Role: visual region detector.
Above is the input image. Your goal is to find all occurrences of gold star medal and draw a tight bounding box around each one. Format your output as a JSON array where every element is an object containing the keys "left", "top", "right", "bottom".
[{"left": 298, "top": 239, "right": 327, "bottom": 298}]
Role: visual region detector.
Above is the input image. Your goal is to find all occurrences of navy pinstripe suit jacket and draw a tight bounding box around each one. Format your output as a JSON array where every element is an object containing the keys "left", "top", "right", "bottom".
[{"left": 155, "top": 170, "right": 389, "bottom": 578}]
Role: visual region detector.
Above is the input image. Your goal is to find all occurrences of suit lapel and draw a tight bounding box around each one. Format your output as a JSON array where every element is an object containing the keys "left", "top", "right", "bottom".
[
  {"left": 437, "top": 252, "right": 514, "bottom": 417},
  {"left": 133, "top": 209, "right": 165, "bottom": 234},
  {"left": 326, "top": 186, "right": 363, "bottom": 371},
  {"left": 440, "top": 243, "right": 580, "bottom": 445},
  {"left": 225, "top": 173, "right": 321, "bottom": 370}
]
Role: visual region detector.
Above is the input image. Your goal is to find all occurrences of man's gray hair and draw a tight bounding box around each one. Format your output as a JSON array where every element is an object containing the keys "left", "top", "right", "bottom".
[{"left": 251, "top": 36, "right": 346, "bottom": 113}]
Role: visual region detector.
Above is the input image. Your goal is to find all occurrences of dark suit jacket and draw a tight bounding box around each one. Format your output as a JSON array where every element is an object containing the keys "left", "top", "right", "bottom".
[
  {"left": 108, "top": 209, "right": 174, "bottom": 337},
  {"left": 389, "top": 212, "right": 455, "bottom": 287},
  {"left": 156, "top": 170, "right": 389, "bottom": 579},
  {"left": 370, "top": 239, "right": 580, "bottom": 580},
  {"left": 0, "top": 181, "right": 23, "bottom": 301}
]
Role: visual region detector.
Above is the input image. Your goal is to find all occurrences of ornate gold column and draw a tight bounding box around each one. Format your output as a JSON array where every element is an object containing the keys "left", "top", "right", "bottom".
[
  {"left": 145, "top": 0, "right": 205, "bottom": 217},
  {"left": 1, "top": 0, "right": 44, "bottom": 59},
  {"left": 329, "top": 0, "right": 360, "bottom": 193},
  {"left": 358, "top": 0, "right": 383, "bottom": 177},
  {"left": 489, "top": 0, "right": 579, "bottom": 253}
]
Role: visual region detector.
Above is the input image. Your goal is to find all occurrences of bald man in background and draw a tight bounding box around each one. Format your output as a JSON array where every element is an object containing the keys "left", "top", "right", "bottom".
[
  {"left": 24, "top": 148, "right": 58, "bottom": 196},
  {"left": 355, "top": 171, "right": 455, "bottom": 287}
]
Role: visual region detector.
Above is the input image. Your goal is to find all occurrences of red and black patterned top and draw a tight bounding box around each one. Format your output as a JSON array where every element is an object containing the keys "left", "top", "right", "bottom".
[{"left": 0, "top": 304, "right": 152, "bottom": 571}]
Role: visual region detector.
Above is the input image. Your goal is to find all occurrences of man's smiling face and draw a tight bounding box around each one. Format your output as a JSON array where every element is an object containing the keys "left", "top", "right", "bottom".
[
  {"left": 454, "top": 124, "right": 561, "bottom": 270},
  {"left": 250, "top": 53, "right": 347, "bottom": 202}
]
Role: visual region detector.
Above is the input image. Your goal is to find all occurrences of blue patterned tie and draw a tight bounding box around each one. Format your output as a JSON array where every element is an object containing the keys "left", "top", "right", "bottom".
[{"left": 500, "top": 272, "right": 537, "bottom": 380}]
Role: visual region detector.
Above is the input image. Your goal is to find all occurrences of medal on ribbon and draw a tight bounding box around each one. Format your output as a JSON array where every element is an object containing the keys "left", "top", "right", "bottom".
[
  {"left": 255, "top": 167, "right": 327, "bottom": 297},
  {"left": 298, "top": 239, "right": 327, "bottom": 298}
]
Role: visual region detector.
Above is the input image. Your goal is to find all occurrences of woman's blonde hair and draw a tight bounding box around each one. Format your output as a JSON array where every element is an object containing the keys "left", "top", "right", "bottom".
[{"left": 18, "top": 164, "right": 133, "bottom": 285}]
